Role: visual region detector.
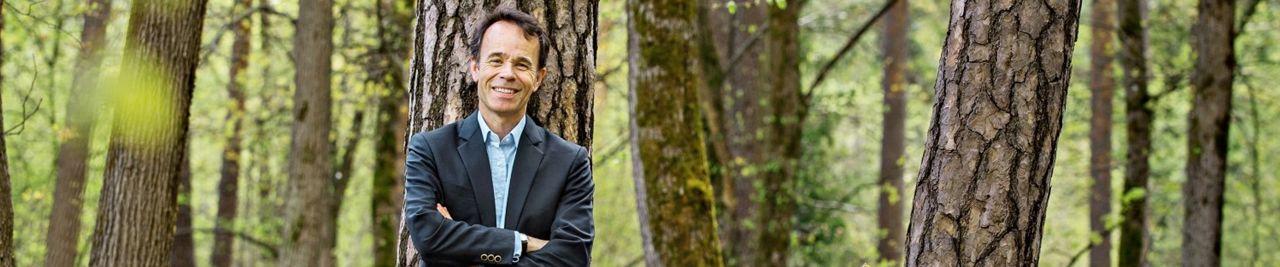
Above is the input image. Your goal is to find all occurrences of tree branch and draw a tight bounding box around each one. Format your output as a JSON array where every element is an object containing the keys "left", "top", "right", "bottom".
[
  {"left": 804, "top": 0, "right": 900, "bottom": 103},
  {"left": 5, "top": 58, "right": 45, "bottom": 135},
  {"left": 1234, "top": 0, "right": 1263, "bottom": 36},
  {"left": 176, "top": 227, "right": 279, "bottom": 258}
]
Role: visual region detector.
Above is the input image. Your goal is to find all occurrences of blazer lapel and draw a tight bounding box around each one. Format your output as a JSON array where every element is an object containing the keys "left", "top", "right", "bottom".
[
  {"left": 504, "top": 119, "right": 546, "bottom": 230},
  {"left": 457, "top": 113, "right": 497, "bottom": 227}
]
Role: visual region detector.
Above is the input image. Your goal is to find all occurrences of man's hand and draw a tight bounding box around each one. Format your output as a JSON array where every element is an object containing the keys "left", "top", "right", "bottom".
[
  {"left": 527, "top": 236, "right": 548, "bottom": 253},
  {"left": 437, "top": 204, "right": 452, "bottom": 220},
  {"left": 438, "top": 203, "right": 550, "bottom": 254}
]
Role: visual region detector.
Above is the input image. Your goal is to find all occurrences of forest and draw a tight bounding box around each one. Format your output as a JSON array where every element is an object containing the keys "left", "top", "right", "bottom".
[{"left": 0, "top": 0, "right": 1277, "bottom": 266}]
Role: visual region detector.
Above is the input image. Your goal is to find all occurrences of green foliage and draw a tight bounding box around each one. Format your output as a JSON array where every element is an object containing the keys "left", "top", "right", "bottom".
[{"left": 2, "top": 0, "right": 1278, "bottom": 265}]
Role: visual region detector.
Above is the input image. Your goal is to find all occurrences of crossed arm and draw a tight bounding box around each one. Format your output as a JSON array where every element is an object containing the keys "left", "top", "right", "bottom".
[{"left": 404, "top": 134, "right": 594, "bottom": 265}]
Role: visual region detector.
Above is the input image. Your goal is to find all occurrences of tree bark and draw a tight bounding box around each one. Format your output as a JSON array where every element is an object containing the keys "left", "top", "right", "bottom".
[
  {"left": 695, "top": 1, "right": 802, "bottom": 264},
  {"left": 1116, "top": 0, "right": 1150, "bottom": 265},
  {"left": 44, "top": 0, "right": 112, "bottom": 265},
  {"left": 1087, "top": 0, "right": 1115, "bottom": 266},
  {"left": 0, "top": 1, "right": 14, "bottom": 264},
  {"left": 371, "top": 0, "right": 413, "bottom": 266},
  {"left": 213, "top": 1, "right": 254, "bottom": 266},
  {"left": 1182, "top": 0, "right": 1234, "bottom": 265},
  {"left": 170, "top": 152, "right": 195, "bottom": 267},
  {"left": 879, "top": 0, "right": 909, "bottom": 264},
  {"left": 694, "top": 2, "right": 765, "bottom": 264},
  {"left": 628, "top": 0, "right": 724, "bottom": 265},
  {"left": 903, "top": 0, "right": 1082, "bottom": 265},
  {"left": 395, "top": 1, "right": 597, "bottom": 265},
  {"left": 88, "top": 0, "right": 209, "bottom": 265},
  {"left": 280, "top": 0, "right": 336, "bottom": 265}
]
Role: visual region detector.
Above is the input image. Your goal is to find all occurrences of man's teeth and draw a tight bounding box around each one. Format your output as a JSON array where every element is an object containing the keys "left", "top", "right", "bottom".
[{"left": 495, "top": 88, "right": 516, "bottom": 94}]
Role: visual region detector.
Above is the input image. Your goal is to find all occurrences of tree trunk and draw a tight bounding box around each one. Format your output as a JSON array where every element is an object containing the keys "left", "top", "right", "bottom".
[
  {"left": 87, "top": 0, "right": 208, "bottom": 265},
  {"left": 280, "top": 0, "right": 336, "bottom": 264},
  {"left": 694, "top": 1, "right": 801, "bottom": 264},
  {"left": 44, "top": 0, "right": 111, "bottom": 265},
  {"left": 170, "top": 152, "right": 195, "bottom": 267},
  {"left": 628, "top": 0, "right": 724, "bottom": 265},
  {"left": 903, "top": 0, "right": 1082, "bottom": 265},
  {"left": 212, "top": 0, "right": 253, "bottom": 266},
  {"left": 1116, "top": 0, "right": 1150, "bottom": 265},
  {"left": 878, "top": 0, "right": 909, "bottom": 264},
  {"left": 1182, "top": 0, "right": 1234, "bottom": 265},
  {"left": 1087, "top": 0, "right": 1115, "bottom": 266},
  {"left": 694, "top": 2, "right": 765, "bottom": 264},
  {"left": 371, "top": 0, "right": 412, "bottom": 266},
  {"left": 0, "top": 0, "right": 14, "bottom": 264},
  {"left": 394, "top": 1, "right": 597, "bottom": 265}
]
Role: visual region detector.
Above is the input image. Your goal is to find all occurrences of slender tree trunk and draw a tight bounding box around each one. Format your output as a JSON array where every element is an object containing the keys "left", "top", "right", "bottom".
[
  {"left": 44, "top": 1, "right": 112, "bottom": 265},
  {"left": 1182, "top": 0, "right": 1234, "bottom": 265},
  {"left": 1087, "top": 0, "right": 1115, "bottom": 266},
  {"left": 371, "top": 0, "right": 412, "bottom": 266},
  {"left": 903, "top": 0, "right": 1082, "bottom": 265},
  {"left": 756, "top": 3, "right": 805, "bottom": 265},
  {"left": 878, "top": 0, "right": 909, "bottom": 264},
  {"left": 694, "top": 2, "right": 765, "bottom": 264},
  {"left": 695, "top": 1, "right": 801, "bottom": 264},
  {"left": 628, "top": 0, "right": 724, "bottom": 265},
  {"left": 394, "top": 1, "right": 597, "bottom": 265},
  {"left": 280, "top": 0, "right": 336, "bottom": 264},
  {"left": 1116, "top": 0, "right": 1150, "bottom": 265},
  {"left": 88, "top": 0, "right": 209, "bottom": 264},
  {"left": 212, "top": 1, "right": 254, "bottom": 266},
  {"left": 170, "top": 152, "right": 195, "bottom": 267},
  {"left": 0, "top": 1, "right": 14, "bottom": 264}
]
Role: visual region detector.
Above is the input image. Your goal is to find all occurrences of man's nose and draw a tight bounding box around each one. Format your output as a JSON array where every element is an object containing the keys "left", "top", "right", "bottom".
[{"left": 497, "top": 63, "right": 516, "bottom": 80}]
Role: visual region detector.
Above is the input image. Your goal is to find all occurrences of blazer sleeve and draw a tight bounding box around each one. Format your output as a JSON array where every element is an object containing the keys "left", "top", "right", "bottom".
[
  {"left": 518, "top": 146, "right": 595, "bottom": 266},
  {"left": 404, "top": 133, "right": 521, "bottom": 265}
]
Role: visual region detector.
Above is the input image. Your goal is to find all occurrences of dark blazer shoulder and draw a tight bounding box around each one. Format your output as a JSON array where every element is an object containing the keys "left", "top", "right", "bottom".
[
  {"left": 410, "top": 119, "right": 465, "bottom": 148},
  {"left": 540, "top": 128, "right": 588, "bottom": 160}
]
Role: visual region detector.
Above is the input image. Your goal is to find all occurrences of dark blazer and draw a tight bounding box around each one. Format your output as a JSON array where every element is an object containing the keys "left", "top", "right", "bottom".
[{"left": 405, "top": 112, "right": 594, "bottom": 266}]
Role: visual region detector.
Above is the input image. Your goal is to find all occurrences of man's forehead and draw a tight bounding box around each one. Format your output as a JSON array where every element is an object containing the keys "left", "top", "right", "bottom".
[{"left": 480, "top": 21, "right": 539, "bottom": 54}]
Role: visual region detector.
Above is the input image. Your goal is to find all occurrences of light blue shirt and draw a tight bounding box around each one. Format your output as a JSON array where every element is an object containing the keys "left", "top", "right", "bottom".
[{"left": 477, "top": 114, "right": 527, "bottom": 262}]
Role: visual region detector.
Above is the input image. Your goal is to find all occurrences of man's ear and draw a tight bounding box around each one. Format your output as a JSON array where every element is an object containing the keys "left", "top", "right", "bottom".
[
  {"left": 533, "top": 68, "right": 547, "bottom": 92},
  {"left": 468, "top": 58, "right": 479, "bottom": 82}
]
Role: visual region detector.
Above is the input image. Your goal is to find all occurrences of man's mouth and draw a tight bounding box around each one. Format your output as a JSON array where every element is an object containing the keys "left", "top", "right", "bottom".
[{"left": 493, "top": 86, "right": 519, "bottom": 97}]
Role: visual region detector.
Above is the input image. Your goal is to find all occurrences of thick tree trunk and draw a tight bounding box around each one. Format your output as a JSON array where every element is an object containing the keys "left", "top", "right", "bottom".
[
  {"left": 44, "top": 0, "right": 112, "bottom": 265},
  {"left": 213, "top": 0, "right": 253, "bottom": 265},
  {"left": 878, "top": 0, "right": 909, "bottom": 264},
  {"left": 371, "top": 0, "right": 413, "bottom": 266},
  {"left": 395, "top": 1, "right": 597, "bottom": 265},
  {"left": 87, "top": 0, "right": 209, "bottom": 265},
  {"left": 170, "top": 153, "right": 195, "bottom": 267},
  {"left": 1182, "top": 0, "right": 1234, "bottom": 265},
  {"left": 903, "top": 0, "right": 1082, "bottom": 265},
  {"left": 0, "top": 1, "right": 14, "bottom": 264},
  {"left": 1116, "top": 0, "right": 1150, "bottom": 265},
  {"left": 628, "top": 0, "right": 724, "bottom": 265},
  {"left": 280, "top": 0, "right": 336, "bottom": 265},
  {"left": 1087, "top": 0, "right": 1115, "bottom": 266}
]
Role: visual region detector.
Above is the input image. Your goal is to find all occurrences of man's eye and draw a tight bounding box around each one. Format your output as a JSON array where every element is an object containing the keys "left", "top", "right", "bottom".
[{"left": 515, "top": 64, "right": 530, "bottom": 71}]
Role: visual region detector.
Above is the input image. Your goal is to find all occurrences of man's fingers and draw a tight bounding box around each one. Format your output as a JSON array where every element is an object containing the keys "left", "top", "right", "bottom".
[{"left": 436, "top": 204, "right": 452, "bottom": 220}]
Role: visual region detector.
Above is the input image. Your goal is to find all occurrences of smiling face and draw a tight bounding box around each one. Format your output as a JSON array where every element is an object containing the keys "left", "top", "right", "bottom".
[{"left": 470, "top": 20, "right": 546, "bottom": 119}]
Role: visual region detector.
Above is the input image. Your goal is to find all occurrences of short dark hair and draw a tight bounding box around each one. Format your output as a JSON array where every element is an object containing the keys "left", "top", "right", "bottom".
[{"left": 470, "top": 8, "right": 549, "bottom": 69}]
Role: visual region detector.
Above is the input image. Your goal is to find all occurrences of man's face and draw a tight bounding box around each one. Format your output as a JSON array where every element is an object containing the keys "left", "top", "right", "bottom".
[{"left": 470, "top": 21, "right": 545, "bottom": 117}]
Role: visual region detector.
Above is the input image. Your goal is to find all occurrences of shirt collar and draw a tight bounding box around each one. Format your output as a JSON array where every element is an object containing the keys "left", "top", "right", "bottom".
[{"left": 477, "top": 113, "right": 527, "bottom": 145}]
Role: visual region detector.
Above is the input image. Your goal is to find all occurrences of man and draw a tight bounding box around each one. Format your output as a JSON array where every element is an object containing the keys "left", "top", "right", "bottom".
[{"left": 404, "top": 8, "right": 594, "bottom": 266}]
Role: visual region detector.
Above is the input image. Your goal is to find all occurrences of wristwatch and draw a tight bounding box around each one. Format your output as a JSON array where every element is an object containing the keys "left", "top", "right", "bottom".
[{"left": 520, "top": 233, "right": 529, "bottom": 254}]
